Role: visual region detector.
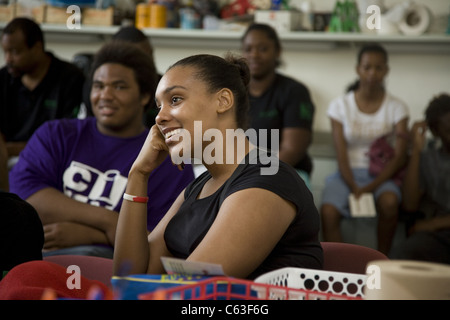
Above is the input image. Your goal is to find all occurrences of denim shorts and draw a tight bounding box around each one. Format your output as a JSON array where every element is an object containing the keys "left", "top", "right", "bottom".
[{"left": 320, "top": 168, "right": 401, "bottom": 218}]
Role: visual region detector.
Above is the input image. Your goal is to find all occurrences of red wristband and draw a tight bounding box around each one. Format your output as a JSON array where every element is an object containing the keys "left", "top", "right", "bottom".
[{"left": 123, "top": 193, "right": 149, "bottom": 203}]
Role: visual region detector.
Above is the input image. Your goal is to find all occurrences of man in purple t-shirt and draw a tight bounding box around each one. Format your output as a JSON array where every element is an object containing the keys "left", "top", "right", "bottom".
[{"left": 9, "top": 42, "right": 194, "bottom": 258}]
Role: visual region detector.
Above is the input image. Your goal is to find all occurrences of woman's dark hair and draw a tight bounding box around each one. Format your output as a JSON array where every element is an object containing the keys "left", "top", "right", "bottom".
[
  {"left": 167, "top": 53, "right": 250, "bottom": 129},
  {"left": 425, "top": 93, "right": 450, "bottom": 132},
  {"left": 241, "top": 23, "right": 282, "bottom": 68},
  {"left": 2, "top": 17, "right": 44, "bottom": 49},
  {"left": 90, "top": 41, "right": 158, "bottom": 110},
  {"left": 346, "top": 43, "right": 388, "bottom": 92}
]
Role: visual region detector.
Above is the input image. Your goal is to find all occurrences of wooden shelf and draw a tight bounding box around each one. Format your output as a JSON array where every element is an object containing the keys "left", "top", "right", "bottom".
[
  {"left": 135, "top": 28, "right": 450, "bottom": 52},
  {"left": 2, "top": 23, "right": 449, "bottom": 52}
]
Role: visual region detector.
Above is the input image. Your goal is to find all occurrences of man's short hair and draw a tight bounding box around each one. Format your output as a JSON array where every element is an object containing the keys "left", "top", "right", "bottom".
[{"left": 2, "top": 17, "right": 44, "bottom": 49}]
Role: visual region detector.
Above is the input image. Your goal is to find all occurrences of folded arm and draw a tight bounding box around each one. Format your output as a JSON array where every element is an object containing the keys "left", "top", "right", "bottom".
[
  {"left": 43, "top": 221, "right": 109, "bottom": 251},
  {"left": 27, "top": 187, "right": 118, "bottom": 246}
]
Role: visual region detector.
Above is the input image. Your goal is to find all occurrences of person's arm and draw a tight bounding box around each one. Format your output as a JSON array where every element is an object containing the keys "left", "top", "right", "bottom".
[
  {"left": 280, "top": 84, "right": 314, "bottom": 167},
  {"left": 114, "top": 126, "right": 297, "bottom": 279},
  {"left": 331, "top": 118, "right": 358, "bottom": 192},
  {"left": 187, "top": 188, "right": 296, "bottom": 279},
  {"left": 113, "top": 171, "right": 182, "bottom": 275},
  {"left": 43, "top": 221, "right": 109, "bottom": 251},
  {"left": 113, "top": 125, "right": 176, "bottom": 275},
  {"left": 279, "top": 127, "right": 311, "bottom": 167},
  {"left": 10, "top": 120, "right": 118, "bottom": 245},
  {"left": 411, "top": 215, "right": 450, "bottom": 234},
  {"left": 27, "top": 187, "right": 118, "bottom": 246},
  {"left": 402, "top": 120, "right": 427, "bottom": 212},
  {"left": 115, "top": 171, "right": 297, "bottom": 279}
]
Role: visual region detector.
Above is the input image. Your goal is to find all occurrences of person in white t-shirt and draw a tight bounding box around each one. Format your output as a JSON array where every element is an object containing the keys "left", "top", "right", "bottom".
[{"left": 320, "top": 43, "right": 409, "bottom": 255}]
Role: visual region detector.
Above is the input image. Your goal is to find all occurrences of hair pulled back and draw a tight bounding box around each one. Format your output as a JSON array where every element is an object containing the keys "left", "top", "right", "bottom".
[{"left": 168, "top": 53, "right": 250, "bottom": 129}]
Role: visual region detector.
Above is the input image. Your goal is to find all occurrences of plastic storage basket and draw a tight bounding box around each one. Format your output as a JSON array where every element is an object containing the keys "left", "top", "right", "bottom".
[
  {"left": 254, "top": 267, "right": 367, "bottom": 299},
  {"left": 139, "top": 273, "right": 364, "bottom": 300}
]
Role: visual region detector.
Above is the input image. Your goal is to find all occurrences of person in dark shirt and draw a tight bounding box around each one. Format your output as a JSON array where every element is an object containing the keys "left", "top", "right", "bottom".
[
  {"left": 113, "top": 53, "right": 323, "bottom": 279},
  {"left": 0, "top": 17, "right": 84, "bottom": 166},
  {"left": 241, "top": 23, "right": 316, "bottom": 188},
  {"left": 391, "top": 93, "right": 450, "bottom": 264},
  {"left": 0, "top": 191, "right": 44, "bottom": 280}
]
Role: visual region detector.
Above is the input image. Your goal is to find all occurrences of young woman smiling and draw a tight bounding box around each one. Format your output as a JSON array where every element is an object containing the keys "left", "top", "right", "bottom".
[{"left": 113, "top": 54, "right": 323, "bottom": 279}]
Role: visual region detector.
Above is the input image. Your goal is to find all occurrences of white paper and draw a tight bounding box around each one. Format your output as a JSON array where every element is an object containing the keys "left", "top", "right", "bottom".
[
  {"left": 161, "top": 257, "right": 225, "bottom": 276},
  {"left": 349, "top": 193, "right": 376, "bottom": 217}
]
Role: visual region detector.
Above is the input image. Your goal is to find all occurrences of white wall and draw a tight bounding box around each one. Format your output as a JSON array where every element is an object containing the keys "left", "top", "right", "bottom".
[
  {"left": 1, "top": 0, "right": 449, "bottom": 133},
  {"left": 1, "top": 0, "right": 449, "bottom": 208},
  {"left": 23, "top": 38, "right": 449, "bottom": 133}
]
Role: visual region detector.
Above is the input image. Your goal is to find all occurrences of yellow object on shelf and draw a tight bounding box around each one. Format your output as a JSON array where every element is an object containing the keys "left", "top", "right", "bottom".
[
  {"left": 149, "top": 4, "right": 166, "bottom": 28},
  {"left": 136, "top": 3, "right": 167, "bottom": 29},
  {"left": 135, "top": 3, "right": 151, "bottom": 29}
]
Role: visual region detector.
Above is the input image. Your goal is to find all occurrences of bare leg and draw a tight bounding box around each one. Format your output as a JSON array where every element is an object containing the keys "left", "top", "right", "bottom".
[
  {"left": 376, "top": 192, "right": 399, "bottom": 255},
  {"left": 321, "top": 204, "right": 343, "bottom": 242}
]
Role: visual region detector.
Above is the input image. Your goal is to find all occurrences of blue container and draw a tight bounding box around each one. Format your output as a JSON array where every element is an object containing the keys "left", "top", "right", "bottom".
[{"left": 46, "top": 0, "right": 100, "bottom": 8}]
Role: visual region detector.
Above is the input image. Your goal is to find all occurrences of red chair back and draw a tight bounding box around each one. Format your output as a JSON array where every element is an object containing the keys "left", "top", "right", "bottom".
[
  {"left": 321, "top": 242, "right": 388, "bottom": 274},
  {"left": 43, "top": 255, "right": 113, "bottom": 287}
]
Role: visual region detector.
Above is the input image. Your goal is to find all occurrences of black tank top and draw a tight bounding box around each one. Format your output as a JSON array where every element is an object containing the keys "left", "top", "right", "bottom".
[{"left": 164, "top": 149, "right": 323, "bottom": 279}]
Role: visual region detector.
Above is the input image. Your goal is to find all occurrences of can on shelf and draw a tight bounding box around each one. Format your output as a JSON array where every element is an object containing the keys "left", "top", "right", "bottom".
[{"left": 135, "top": 3, "right": 151, "bottom": 29}]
